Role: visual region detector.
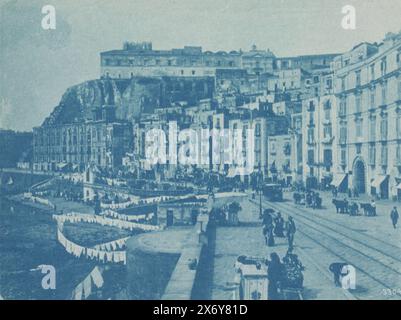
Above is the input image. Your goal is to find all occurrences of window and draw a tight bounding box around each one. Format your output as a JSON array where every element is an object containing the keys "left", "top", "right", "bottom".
[
  {"left": 324, "top": 108, "right": 331, "bottom": 121},
  {"left": 323, "top": 149, "right": 332, "bottom": 167},
  {"left": 355, "top": 70, "right": 361, "bottom": 87},
  {"left": 356, "top": 120, "right": 362, "bottom": 138},
  {"left": 380, "top": 116, "right": 388, "bottom": 140},
  {"left": 355, "top": 94, "right": 361, "bottom": 113},
  {"left": 339, "top": 98, "right": 346, "bottom": 116},
  {"left": 370, "top": 88, "right": 375, "bottom": 108},
  {"left": 324, "top": 125, "right": 332, "bottom": 139},
  {"left": 341, "top": 78, "right": 346, "bottom": 91},
  {"left": 307, "top": 128, "right": 314, "bottom": 144},
  {"left": 340, "top": 125, "right": 347, "bottom": 144},
  {"left": 370, "top": 117, "right": 376, "bottom": 141},
  {"left": 381, "top": 58, "right": 387, "bottom": 76},
  {"left": 340, "top": 148, "right": 346, "bottom": 165},
  {"left": 397, "top": 115, "right": 401, "bottom": 139},
  {"left": 397, "top": 144, "right": 401, "bottom": 165},
  {"left": 308, "top": 100, "right": 315, "bottom": 112},
  {"left": 326, "top": 79, "right": 333, "bottom": 89},
  {"left": 255, "top": 123, "right": 261, "bottom": 137},
  {"left": 381, "top": 83, "right": 387, "bottom": 105},
  {"left": 395, "top": 143, "right": 401, "bottom": 166},
  {"left": 369, "top": 144, "right": 376, "bottom": 165},
  {"left": 370, "top": 64, "right": 375, "bottom": 81},
  {"left": 307, "top": 150, "right": 314, "bottom": 165},
  {"left": 381, "top": 144, "right": 388, "bottom": 166}
]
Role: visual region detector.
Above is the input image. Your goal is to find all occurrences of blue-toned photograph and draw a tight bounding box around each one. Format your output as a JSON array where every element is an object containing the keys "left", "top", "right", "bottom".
[{"left": 1, "top": 0, "right": 401, "bottom": 302}]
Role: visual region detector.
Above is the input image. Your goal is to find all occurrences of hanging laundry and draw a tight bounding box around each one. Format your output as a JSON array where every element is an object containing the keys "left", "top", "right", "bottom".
[
  {"left": 91, "top": 267, "right": 104, "bottom": 289},
  {"left": 73, "top": 283, "right": 83, "bottom": 300},
  {"left": 83, "top": 276, "right": 92, "bottom": 299}
]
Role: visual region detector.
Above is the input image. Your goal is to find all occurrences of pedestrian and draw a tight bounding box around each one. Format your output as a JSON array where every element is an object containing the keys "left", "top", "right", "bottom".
[
  {"left": 390, "top": 207, "right": 399, "bottom": 229},
  {"left": 370, "top": 199, "right": 377, "bottom": 216},
  {"left": 262, "top": 210, "right": 273, "bottom": 226},
  {"left": 267, "top": 224, "right": 275, "bottom": 247},
  {"left": 267, "top": 252, "right": 284, "bottom": 300},
  {"left": 329, "top": 262, "right": 348, "bottom": 287},
  {"left": 274, "top": 212, "right": 285, "bottom": 237},
  {"left": 286, "top": 216, "right": 296, "bottom": 251}
]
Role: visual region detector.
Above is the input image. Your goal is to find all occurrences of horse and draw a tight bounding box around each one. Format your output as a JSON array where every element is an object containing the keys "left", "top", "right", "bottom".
[
  {"left": 349, "top": 202, "right": 359, "bottom": 216},
  {"left": 359, "top": 203, "right": 376, "bottom": 216},
  {"left": 332, "top": 199, "right": 348, "bottom": 213}
]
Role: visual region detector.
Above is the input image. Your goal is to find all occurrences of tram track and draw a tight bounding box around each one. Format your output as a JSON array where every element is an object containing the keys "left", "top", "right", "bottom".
[{"left": 259, "top": 198, "right": 401, "bottom": 299}]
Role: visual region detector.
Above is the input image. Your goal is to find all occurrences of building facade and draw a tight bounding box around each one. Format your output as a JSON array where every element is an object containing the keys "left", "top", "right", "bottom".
[
  {"left": 33, "top": 107, "right": 133, "bottom": 171},
  {"left": 332, "top": 33, "right": 401, "bottom": 199}
]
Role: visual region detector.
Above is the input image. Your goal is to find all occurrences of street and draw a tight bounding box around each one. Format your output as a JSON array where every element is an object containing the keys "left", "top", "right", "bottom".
[{"left": 211, "top": 190, "right": 401, "bottom": 300}]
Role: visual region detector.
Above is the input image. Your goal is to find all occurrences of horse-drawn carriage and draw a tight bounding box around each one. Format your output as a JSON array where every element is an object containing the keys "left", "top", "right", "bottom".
[
  {"left": 332, "top": 199, "right": 377, "bottom": 216},
  {"left": 293, "top": 191, "right": 322, "bottom": 209}
]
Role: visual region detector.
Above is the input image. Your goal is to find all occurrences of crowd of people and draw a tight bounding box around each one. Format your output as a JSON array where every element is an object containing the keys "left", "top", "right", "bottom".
[{"left": 261, "top": 209, "right": 296, "bottom": 250}]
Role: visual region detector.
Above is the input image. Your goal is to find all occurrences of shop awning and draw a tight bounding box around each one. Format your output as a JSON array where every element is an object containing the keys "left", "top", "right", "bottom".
[
  {"left": 371, "top": 175, "right": 388, "bottom": 189},
  {"left": 330, "top": 173, "right": 347, "bottom": 187}
]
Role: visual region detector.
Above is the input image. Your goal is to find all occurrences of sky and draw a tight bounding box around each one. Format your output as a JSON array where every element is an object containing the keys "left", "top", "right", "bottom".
[{"left": 1, "top": 0, "right": 401, "bottom": 131}]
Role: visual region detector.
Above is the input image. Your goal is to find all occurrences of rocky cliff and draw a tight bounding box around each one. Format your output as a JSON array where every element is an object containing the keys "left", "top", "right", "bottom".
[{"left": 42, "top": 76, "right": 214, "bottom": 126}]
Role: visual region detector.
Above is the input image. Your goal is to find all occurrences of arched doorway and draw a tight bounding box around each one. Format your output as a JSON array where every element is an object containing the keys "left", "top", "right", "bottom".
[{"left": 353, "top": 158, "right": 366, "bottom": 194}]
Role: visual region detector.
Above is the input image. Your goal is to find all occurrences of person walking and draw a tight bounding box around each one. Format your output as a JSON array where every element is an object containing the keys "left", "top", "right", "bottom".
[
  {"left": 274, "top": 212, "right": 285, "bottom": 237},
  {"left": 371, "top": 199, "right": 377, "bottom": 216},
  {"left": 286, "top": 216, "right": 296, "bottom": 251},
  {"left": 390, "top": 207, "right": 399, "bottom": 229},
  {"left": 267, "top": 252, "right": 284, "bottom": 300}
]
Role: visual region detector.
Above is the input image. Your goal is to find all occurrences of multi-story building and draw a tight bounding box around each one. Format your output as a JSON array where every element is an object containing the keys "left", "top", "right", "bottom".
[
  {"left": 267, "top": 134, "right": 292, "bottom": 184},
  {"left": 228, "top": 114, "right": 269, "bottom": 182},
  {"left": 332, "top": 32, "right": 401, "bottom": 199},
  {"left": 301, "top": 95, "right": 338, "bottom": 189},
  {"left": 33, "top": 106, "right": 133, "bottom": 171},
  {"left": 100, "top": 42, "right": 275, "bottom": 79}
]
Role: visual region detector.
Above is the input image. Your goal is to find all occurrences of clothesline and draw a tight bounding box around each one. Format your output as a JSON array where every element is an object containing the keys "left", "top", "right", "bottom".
[
  {"left": 53, "top": 212, "right": 161, "bottom": 232},
  {"left": 93, "top": 236, "right": 130, "bottom": 251},
  {"left": 70, "top": 266, "right": 104, "bottom": 300},
  {"left": 57, "top": 228, "right": 127, "bottom": 264},
  {"left": 100, "top": 209, "right": 154, "bottom": 222},
  {"left": 99, "top": 194, "right": 210, "bottom": 209}
]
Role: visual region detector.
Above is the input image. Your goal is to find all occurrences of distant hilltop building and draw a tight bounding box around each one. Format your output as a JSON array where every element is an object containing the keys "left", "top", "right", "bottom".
[
  {"left": 100, "top": 41, "right": 337, "bottom": 77},
  {"left": 100, "top": 41, "right": 339, "bottom": 101}
]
